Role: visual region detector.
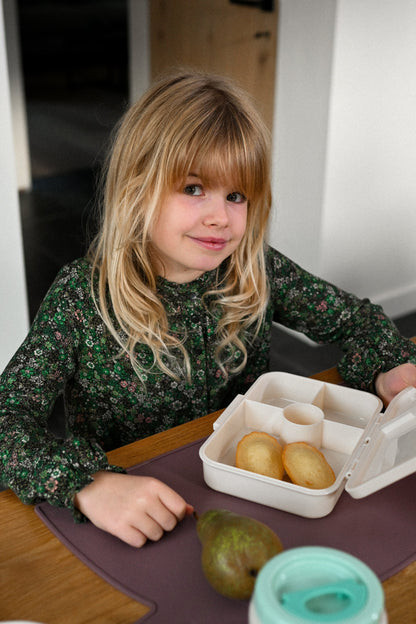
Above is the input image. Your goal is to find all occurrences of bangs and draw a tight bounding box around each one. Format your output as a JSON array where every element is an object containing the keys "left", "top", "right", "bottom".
[
  {"left": 193, "top": 141, "right": 264, "bottom": 201},
  {"left": 163, "top": 96, "right": 269, "bottom": 202}
]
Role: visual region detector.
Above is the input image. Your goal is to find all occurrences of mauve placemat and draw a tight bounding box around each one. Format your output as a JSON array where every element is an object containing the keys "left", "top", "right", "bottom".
[{"left": 36, "top": 438, "right": 416, "bottom": 624}]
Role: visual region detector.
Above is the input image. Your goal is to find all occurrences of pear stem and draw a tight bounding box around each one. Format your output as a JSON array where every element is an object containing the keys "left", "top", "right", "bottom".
[{"left": 193, "top": 510, "right": 199, "bottom": 521}]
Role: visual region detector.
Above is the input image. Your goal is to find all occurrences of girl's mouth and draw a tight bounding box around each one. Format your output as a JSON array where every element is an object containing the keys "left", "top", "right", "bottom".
[{"left": 191, "top": 237, "right": 229, "bottom": 251}]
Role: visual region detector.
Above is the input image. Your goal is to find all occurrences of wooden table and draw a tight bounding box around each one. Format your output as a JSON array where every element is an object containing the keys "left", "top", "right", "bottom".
[{"left": 1, "top": 368, "right": 415, "bottom": 623}]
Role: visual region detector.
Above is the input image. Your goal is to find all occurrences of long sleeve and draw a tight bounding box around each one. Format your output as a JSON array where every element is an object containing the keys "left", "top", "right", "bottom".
[
  {"left": 0, "top": 261, "right": 123, "bottom": 514},
  {"left": 266, "top": 247, "right": 416, "bottom": 390}
]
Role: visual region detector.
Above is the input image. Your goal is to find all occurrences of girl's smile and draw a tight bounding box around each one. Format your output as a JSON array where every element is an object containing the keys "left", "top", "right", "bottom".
[
  {"left": 189, "top": 236, "right": 229, "bottom": 251},
  {"left": 150, "top": 174, "right": 248, "bottom": 283}
]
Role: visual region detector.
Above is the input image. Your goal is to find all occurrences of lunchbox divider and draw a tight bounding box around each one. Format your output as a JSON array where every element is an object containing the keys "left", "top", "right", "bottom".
[
  {"left": 311, "top": 385, "right": 326, "bottom": 410},
  {"left": 244, "top": 399, "right": 285, "bottom": 436}
]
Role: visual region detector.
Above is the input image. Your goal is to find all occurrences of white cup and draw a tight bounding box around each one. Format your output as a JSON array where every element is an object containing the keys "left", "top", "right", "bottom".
[{"left": 280, "top": 402, "right": 324, "bottom": 448}]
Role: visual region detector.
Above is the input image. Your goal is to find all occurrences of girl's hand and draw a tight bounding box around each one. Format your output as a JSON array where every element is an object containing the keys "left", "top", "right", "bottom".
[
  {"left": 74, "top": 471, "right": 193, "bottom": 547},
  {"left": 375, "top": 362, "right": 416, "bottom": 407}
]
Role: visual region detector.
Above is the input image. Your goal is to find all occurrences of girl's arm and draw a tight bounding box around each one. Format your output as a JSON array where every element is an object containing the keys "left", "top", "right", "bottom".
[
  {"left": 267, "top": 247, "right": 416, "bottom": 397},
  {"left": 0, "top": 261, "right": 120, "bottom": 515},
  {"left": 0, "top": 261, "right": 194, "bottom": 542}
]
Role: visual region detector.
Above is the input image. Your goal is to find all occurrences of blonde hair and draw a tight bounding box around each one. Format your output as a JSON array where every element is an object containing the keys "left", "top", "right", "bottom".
[{"left": 89, "top": 70, "right": 272, "bottom": 381}]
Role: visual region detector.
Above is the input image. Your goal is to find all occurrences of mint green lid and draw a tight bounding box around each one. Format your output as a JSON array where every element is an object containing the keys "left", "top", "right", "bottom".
[{"left": 252, "top": 546, "right": 384, "bottom": 624}]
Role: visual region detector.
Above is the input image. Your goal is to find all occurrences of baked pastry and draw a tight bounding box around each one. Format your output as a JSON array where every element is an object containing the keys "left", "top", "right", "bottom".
[
  {"left": 282, "top": 441, "right": 336, "bottom": 489},
  {"left": 235, "top": 431, "right": 284, "bottom": 479}
]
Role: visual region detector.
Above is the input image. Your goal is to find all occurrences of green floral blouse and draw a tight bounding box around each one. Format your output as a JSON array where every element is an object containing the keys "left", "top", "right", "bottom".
[{"left": 1, "top": 246, "right": 415, "bottom": 515}]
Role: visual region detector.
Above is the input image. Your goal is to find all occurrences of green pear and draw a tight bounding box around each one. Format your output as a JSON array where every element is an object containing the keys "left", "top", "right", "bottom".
[{"left": 196, "top": 509, "right": 283, "bottom": 600}]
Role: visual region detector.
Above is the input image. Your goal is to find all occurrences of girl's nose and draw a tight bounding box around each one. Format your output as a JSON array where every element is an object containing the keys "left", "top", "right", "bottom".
[{"left": 203, "top": 194, "right": 229, "bottom": 227}]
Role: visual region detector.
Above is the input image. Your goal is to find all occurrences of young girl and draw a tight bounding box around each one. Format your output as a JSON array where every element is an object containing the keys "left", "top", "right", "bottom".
[{"left": 1, "top": 70, "right": 416, "bottom": 547}]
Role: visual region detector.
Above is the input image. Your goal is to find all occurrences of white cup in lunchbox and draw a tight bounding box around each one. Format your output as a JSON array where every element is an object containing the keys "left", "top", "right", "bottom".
[{"left": 280, "top": 402, "right": 324, "bottom": 448}]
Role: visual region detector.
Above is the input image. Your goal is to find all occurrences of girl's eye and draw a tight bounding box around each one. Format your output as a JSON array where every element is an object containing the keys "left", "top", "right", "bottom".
[
  {"left": 227, "top": 191, "right": 247, "bottom": 204},
  {"left": 183, "top": 184, "right": 203, "bottom": 196}
]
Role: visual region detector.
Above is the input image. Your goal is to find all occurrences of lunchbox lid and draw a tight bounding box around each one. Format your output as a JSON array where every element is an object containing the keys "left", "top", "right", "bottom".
[{"left": 345, "top": 386, "right": 416, "bottom": 498}]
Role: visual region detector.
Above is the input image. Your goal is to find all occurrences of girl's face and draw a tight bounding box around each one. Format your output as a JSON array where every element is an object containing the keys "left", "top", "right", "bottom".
[{"left": 150, "top": 173, "right": 248, "bottom": 283}]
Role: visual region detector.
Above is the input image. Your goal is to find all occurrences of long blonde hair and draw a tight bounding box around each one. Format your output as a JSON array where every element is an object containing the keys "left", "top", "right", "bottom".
[{"left": 89, "top": 70, "right": 272, "bottom": 381}]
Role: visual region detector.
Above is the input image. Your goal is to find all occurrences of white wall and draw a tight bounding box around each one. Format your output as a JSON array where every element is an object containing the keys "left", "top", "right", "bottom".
[
  {"left": 0, "top": 0, "right": 29, "bottom": 372},
  {"left": 271, "top": 0, "right": 336, "bottom": 275},
  {"left": 271, "top": 0, "right": 416, "bottom": 318}
]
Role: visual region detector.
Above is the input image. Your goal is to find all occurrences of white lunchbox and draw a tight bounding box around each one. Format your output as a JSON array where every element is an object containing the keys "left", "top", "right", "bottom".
[{"left": 199, "top": 372, "right": 416, "bottom": 518}]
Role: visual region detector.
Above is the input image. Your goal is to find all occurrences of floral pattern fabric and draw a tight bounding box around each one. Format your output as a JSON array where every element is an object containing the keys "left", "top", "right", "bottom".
[{"left": 1, "top": 246, "right": 415, "bottom": 515}]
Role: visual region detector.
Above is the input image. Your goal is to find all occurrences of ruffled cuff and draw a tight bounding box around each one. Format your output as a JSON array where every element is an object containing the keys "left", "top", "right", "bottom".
[
  {"left": 338, "top": 337, "right": 416, "bottom": 393},
  {"left": 4, "top": 434, "right": 126, "bottom": 516}
]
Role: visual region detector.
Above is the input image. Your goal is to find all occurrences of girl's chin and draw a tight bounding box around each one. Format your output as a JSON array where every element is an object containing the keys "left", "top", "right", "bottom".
[
  {"left": 166, "top": 262, "right": 224, "bottom": 284},
  {"left": 158, "top": 248, "right": 235, "bottom": 283}
]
